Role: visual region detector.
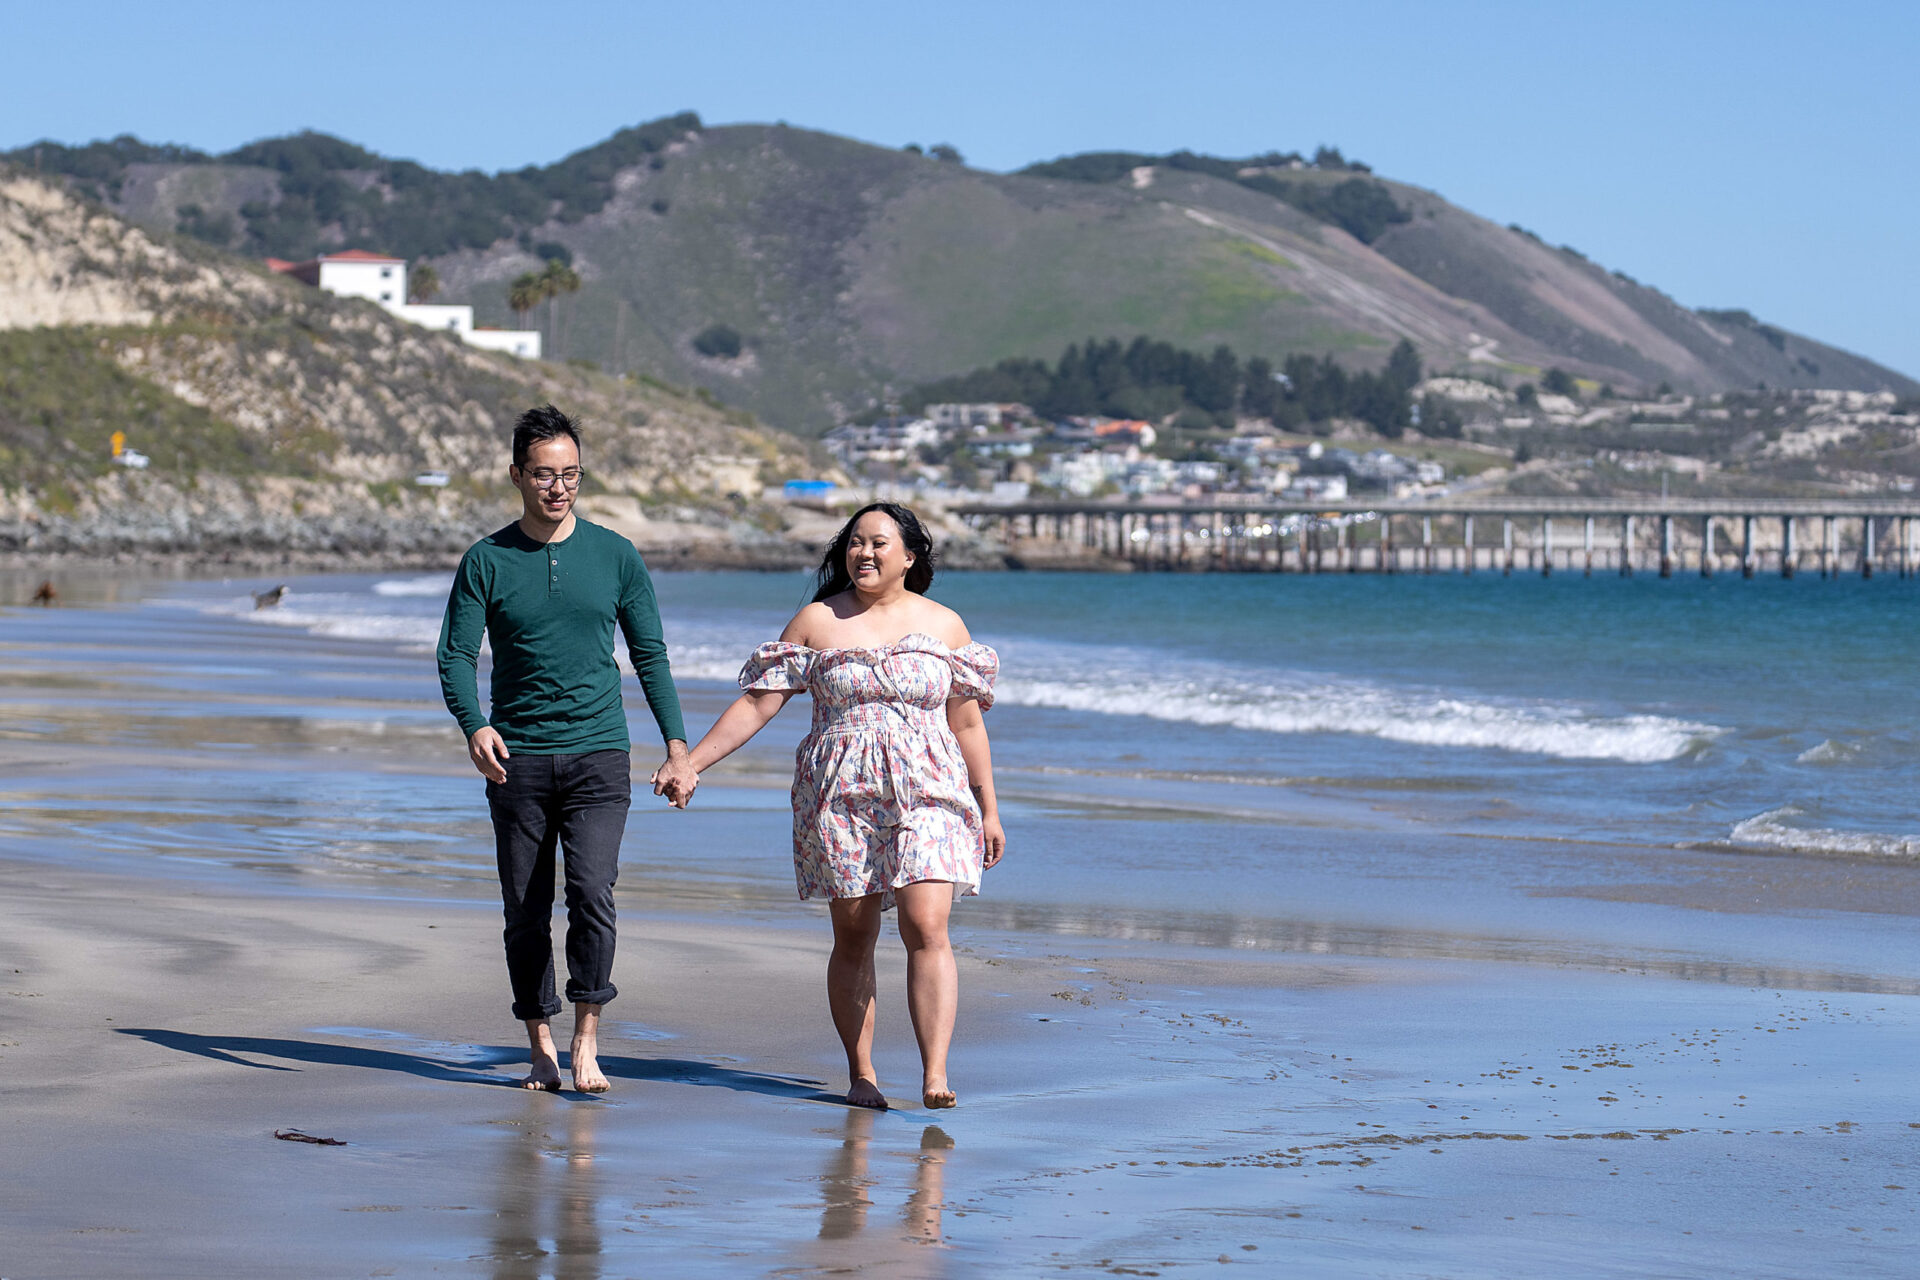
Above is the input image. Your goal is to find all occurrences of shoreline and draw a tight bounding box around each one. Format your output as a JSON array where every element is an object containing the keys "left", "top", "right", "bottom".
[{"left": 7, "top": 564, "right": 1920, "bottom": 1274}]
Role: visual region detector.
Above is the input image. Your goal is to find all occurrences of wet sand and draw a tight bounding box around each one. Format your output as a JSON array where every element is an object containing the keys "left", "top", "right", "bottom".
[
  {"left": 4, "top": 580, "right": 1920, "bottom": 1275},
  {"left": 6, "top": 839, "right": 1920, "bottom": 1277}
]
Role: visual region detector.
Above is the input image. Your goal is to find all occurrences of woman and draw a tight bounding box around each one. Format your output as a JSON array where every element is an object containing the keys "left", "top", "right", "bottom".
[{"left": 685, "top": 502, "right": 1003, "bottom": 1110}]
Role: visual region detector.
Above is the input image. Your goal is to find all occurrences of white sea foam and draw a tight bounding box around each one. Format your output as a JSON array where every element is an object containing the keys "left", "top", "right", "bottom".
[
  {"left": 996, "top": 678, "right": 1714, "bottom": 763},
  {"left": 372, "top": 575, "right": 455, "bottom": 597},
  {"left": 206, "top": 591, "right": 1721, "bottom": 764},
  {"left": 1796, "top": 738, "right": 1863, "bottom": 765},
  {"left": 674, "top": 630, "right": 1714, "bottom": 762},
  {"left": 207, "top": 592, "right": 443, "bottom": 650},
  {"left": 1727, "top": 806, "right": 1920, "bottom": 861}
]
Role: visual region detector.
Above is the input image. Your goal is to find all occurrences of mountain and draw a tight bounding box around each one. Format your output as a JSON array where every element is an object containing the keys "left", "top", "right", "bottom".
[
  {"left": 10, "top": 118, "right": 1915, "bottom": 436},
  {"left": 0, "top": 169, "right": 828, "bottom": 564}
]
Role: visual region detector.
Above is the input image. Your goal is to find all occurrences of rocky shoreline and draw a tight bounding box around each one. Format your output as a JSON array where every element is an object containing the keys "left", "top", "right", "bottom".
[{"left": 0, "top": 500, "right": 1026, "bottom": 577}]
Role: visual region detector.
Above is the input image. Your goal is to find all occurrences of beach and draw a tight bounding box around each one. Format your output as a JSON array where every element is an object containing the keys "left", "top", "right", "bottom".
[{"left": 3, "top": 568, "right": 1919, "bottom": 1276}]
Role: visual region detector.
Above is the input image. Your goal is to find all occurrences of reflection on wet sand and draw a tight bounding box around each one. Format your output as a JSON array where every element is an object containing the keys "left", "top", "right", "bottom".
[
  {"left": 489, "top": 1103, "right": 602, "bottom": 1280},
  {"left": 817, "top": 1108, "right": 956, "bottom": 1259}
]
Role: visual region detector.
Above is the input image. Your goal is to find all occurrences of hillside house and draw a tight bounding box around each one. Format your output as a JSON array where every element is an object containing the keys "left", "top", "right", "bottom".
[
  {"left": 925, "top": 402, "right": 1030, "bottom": 432},
  {"left": 823, "top": 414, "right": 942, "bottom": 466},
  {"left": 267, "top": 250, "right": 542, "bottom": 358}
]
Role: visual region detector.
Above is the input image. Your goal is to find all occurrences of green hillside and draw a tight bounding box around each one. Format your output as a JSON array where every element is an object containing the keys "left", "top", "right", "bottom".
[{"left": 13, "top": 118, "right": 1914, "bottom": 434}]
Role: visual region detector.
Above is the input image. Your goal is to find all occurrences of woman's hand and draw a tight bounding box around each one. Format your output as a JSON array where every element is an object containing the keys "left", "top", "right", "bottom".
[{"left": 982, "top": 815, "right": 1006, "bottom": 869}]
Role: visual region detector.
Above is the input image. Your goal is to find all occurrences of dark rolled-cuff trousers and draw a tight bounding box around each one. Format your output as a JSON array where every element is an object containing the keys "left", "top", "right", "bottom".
[{"left": 485, "top": 748, "right": 632, "bottom": 1021}]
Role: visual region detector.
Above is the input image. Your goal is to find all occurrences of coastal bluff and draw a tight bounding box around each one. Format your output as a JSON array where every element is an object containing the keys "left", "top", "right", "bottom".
[{"left": 0, "top": 170, "right": 845, "bottom": 568}]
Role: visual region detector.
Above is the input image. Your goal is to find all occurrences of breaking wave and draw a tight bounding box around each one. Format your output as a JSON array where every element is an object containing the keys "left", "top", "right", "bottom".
[
  {"left": 672, "top": 632, "right": 1717, "bottom": 764},
  {"left": 208, "top": 587, "right": 1721, "bottom": 764},
  {"left": 1725, "top": 806, "right": 1920, "bottom": 861},
  {"left": 372, "top": 575, "right": 455, "bottom": 598}
]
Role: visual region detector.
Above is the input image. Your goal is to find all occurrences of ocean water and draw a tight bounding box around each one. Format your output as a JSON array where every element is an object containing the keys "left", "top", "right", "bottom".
[
  {"left": 5, "top": 567, "right": 1919, "bottom": 979},
  {"left": 175, "top": 567, "right": 1920, "bottom": 846}
]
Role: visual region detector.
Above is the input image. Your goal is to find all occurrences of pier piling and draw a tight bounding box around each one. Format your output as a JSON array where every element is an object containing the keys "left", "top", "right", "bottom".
[{"left": 958, "top": 498, "right": 1917, "bottom": 581}]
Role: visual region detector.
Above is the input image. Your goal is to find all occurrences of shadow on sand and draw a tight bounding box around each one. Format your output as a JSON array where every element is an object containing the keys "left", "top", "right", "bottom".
[{"left": 116, "top": 1028, "right": 834, "bottom": 1100}]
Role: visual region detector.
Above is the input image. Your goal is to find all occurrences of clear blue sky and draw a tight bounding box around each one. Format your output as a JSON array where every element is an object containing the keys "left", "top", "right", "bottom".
[{"left": 7, "top": 0, "right": 1916, "bottom": 378}]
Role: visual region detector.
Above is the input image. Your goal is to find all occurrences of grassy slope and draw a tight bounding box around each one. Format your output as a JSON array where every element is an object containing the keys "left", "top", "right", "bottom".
[
  {"left": 1369, "top": 191, "right": 1920, "bottom": 396},
  {"left": 48, "top": 123, "right": 1918, "bottom": 433}
]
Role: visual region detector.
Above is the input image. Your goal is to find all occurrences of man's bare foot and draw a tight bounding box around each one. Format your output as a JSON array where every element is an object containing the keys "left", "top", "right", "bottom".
[
  {"left": 521, "top": 1050, "right": 562, "bottom": 1092},
  {"left": 521, "top": 1017, "right": 563, "bottom": 1091},
  {"left": 847, "top": 1076, "right": 888, "bottom": 1109},
  {"left": 922, "top": 1076, "right": 956, "bottom": 1109},
  {"left": 570, "top": 1036, "right": 609, "bottom": 1093}
]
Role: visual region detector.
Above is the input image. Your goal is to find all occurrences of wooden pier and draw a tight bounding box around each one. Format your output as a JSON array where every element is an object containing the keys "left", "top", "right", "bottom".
[{"left": 951, "top": 497, "right": 1920, "bottom": 578}]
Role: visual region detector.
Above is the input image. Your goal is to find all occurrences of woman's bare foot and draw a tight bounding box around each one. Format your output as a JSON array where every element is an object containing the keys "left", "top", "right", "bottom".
[
  {"left": 847, "top": 1076, "right": 888, "bottom": 1109},
  {"left": 922, "top": 1076, "right": 956, "bottom": 1109}
]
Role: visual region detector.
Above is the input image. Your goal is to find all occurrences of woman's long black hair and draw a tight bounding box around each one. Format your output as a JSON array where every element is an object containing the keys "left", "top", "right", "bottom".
[{"left": 811, "top": 502, "right": 938, "bottom": 602}]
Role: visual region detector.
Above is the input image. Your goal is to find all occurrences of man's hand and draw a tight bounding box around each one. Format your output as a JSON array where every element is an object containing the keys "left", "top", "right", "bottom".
[
  {"left": 468, "top": 726, "right": 510, "bottom": 784},
  {"left": 651, "top": 741, "right": 698, "bottom": 809}
]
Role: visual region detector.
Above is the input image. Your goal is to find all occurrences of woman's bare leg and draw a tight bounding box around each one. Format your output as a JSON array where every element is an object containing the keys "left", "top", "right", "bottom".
[
  {"left": 827, "top": 895, "right": 886, "bottom": 1108},
  {"left": 894, "top": 881, "right": 958, "bottom": 1108}
]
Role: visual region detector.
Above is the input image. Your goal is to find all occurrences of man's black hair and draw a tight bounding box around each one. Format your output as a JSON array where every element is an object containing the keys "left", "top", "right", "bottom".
[{"left": 511, "top": 403, "right": 582, "bottom": 469}]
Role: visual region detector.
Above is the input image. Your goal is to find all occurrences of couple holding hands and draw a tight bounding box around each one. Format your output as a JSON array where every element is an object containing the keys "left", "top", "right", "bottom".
[{"left": 437, "top": 406, "right": 1003, "bottom": 1110}]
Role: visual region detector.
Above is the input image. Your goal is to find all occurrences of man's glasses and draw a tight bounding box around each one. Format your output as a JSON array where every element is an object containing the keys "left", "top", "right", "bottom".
[{"left": 524, "top": 468, "right": 584, "bottom": 490}]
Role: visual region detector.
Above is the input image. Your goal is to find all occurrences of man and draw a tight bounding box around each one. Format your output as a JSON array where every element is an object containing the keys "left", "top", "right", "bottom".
[{"left": 437, "top": 403, "right": 698, "bottom": 1092}]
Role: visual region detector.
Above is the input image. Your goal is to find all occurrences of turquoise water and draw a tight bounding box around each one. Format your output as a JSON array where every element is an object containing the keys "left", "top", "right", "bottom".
[{"left": 6, "top": 568, "right": 1919, "bottom": 972}]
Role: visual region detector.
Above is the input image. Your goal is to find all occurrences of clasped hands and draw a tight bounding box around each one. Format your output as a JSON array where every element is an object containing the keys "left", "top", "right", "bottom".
[
  {"left": 650, "top": 744, "right": 699, "bottom": 809},
  {"left": 468, "top": 727, "right": 699, "bottom": 808}
]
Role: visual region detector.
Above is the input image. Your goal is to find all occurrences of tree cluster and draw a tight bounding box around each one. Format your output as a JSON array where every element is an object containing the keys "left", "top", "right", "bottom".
[
  {"left": 905, "top": 336, "right": 1424, "bottom": 436},
  {"left": 1269, "top": 341, "right": 1423, "bottom": 436},
  {"left": 1018, "top": 146, "right": 1409, "bottom": 243},
  {"left": 8, "top": 114, "right": 703, "bottom": 263},
  {"left": 508, "top": 260, "right": 582, "bottom": 357}
]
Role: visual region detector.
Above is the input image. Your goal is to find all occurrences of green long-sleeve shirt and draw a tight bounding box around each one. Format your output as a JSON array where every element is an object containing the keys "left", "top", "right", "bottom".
[{"left": 436, "top": 518, "right": 686, "bottom": 754}]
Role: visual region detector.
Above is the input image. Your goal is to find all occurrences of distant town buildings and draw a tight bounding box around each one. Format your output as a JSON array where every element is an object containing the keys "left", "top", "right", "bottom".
[
  {"left": 266, "top": 250, "right": 543, "bottom": 358},
  {"left": 820, "top": 399, "right": 1456, "bottom": 503}
]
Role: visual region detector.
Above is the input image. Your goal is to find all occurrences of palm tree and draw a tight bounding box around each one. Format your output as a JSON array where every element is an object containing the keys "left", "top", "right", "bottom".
[
  {"left": 508, "top": 272, "right": 542, "bottom": 332},
  {"left": 407, "top": 264, "right": 441, "bottom": 304},
  {"left": 539, "top": 258, "right": 582, "bottom": 358}
]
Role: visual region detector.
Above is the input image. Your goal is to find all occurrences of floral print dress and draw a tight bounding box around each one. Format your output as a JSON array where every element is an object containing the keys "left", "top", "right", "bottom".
[{"left": 739, "top": 633, "right": 998, "bottom": 908}]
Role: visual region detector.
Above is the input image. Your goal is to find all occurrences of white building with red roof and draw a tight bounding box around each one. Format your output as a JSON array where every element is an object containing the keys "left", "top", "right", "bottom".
[{"left": 268, "top": 251, "right": 541, "bottom": 359}]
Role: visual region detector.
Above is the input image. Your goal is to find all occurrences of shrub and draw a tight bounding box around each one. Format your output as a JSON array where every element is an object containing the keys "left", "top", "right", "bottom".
[{"left": 693, "top": 324, "right": 743, "bottom": 359}]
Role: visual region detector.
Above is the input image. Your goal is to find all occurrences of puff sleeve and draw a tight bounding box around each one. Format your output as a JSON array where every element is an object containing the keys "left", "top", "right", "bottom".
[
  {"left": 945, "top": 643, "right": 998, "bottom": 710},
  {"left": 739, "top": 642, "right": 815, "bottom": 692}
]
